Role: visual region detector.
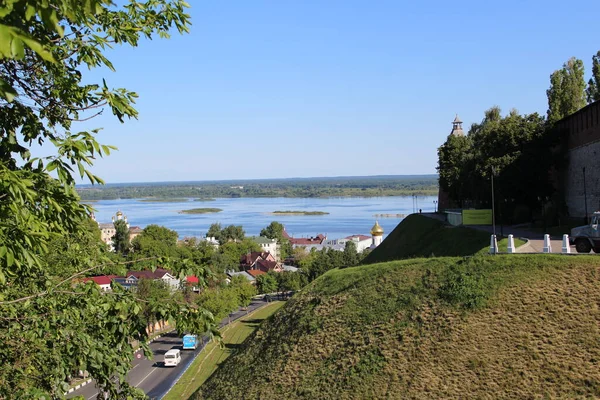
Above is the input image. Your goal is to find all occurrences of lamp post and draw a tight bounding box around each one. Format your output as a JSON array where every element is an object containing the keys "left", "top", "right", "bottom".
[
  {"left": 583, "top": 167, "right": 588, "bottom": 224},
  {"left": 491, "top": 166, "right": 496, "bottom": 240},
  {"left": 433, "top": 200, "right": 438, "bottom": 213}
]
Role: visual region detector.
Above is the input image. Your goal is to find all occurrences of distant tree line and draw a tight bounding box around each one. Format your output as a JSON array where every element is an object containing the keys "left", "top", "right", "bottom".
[
  {"left": 437, "top": 51, "right": 600, "bottom": 225},
  {"left": 76, "top": 176, "right": 439, "bottom": 200}
]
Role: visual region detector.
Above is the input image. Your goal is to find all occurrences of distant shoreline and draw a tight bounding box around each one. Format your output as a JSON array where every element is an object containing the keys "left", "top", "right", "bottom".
[{"left": 271, "top": 211, "right": 329, "bottom": 216}]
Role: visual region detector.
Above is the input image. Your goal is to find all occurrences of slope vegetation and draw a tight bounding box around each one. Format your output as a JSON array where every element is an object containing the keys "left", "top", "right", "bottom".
[
  {"left": 363, "top": 214, "right": 504, "bottom": 264},
  {"left": 194, "top": 255, "right": 600, "bottom": 399}
]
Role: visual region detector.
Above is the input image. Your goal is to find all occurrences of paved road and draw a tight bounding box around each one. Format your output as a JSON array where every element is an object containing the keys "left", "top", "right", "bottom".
[{"left": 69, "top": 299, "right": 268, "bottom": 400}]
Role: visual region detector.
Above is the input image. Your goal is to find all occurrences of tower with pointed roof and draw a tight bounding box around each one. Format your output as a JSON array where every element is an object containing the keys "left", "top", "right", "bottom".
[
  {"left": 450, "top": 114, "right": 464, "bottom": 136},
  {"left": 370, "top": 221, "right": 384, "bottom": 248}
]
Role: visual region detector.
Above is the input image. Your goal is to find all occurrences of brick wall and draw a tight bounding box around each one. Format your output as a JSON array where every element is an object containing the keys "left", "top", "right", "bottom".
[{"left": 555, "top": 101, "right": 600, "bottom": 218}]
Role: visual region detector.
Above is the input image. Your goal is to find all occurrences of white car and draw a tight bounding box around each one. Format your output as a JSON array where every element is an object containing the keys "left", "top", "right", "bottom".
[{"left": 164, "top": 349, "right": 181, "bottom": 367}]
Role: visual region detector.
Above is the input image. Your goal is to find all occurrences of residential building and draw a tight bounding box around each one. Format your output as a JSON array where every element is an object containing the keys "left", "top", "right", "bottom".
[
  {"left": 326, "top": 234, "right": 373, "bottom": 253},
  {"left": 251, "top": 236, "right": 279, "bottom": 260},
  {"left": 82, "top": 275, "right": 115, "bottom": 291},
  {"left": 240, "top": 252, "right": 284, "bottom": 273},
  {"left": 126, "top": 268, "right": 181, "bottom": 290},
  {"left": 283, "top": 228, "right": 327, "bottom": 249}
]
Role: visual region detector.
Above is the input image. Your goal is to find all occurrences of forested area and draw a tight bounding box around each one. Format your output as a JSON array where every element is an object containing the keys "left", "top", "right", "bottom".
[
  {"left": 76, "top": 175, "right": 439, "bottom": 200},
  {"left": 437, "top": 52, "right": 600, "bottom": 224}
]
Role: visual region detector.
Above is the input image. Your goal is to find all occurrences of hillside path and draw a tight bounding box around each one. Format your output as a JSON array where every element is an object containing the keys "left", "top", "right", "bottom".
[{"left": 420, "top": 213, "right": 570, "bottom": 254}]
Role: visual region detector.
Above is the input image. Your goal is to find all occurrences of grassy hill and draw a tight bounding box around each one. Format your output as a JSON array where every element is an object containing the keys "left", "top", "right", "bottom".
[
  {"left": 363, "top": 214, "right": 518, "bottom": 264},
  {"left": 193, "top": 254, "right": 600, "bottom": 399}
]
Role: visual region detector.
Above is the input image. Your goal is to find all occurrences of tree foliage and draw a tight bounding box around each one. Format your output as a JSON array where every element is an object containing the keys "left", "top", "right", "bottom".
[
  {"left": 256, "top": 273, "right": 278, "bottom": 295},
  {"left": 0, "top": 1, "right": 218, "bottom": 398},
  {"left": 260, "top": 221, "right": 292, "bottom": 259},
  {"left": 586, "top": 50, "right": 600, "bottom": 104},
  {"left": 547, "top": 57, "right": 586, "bottom": 124},
  {"left": 113, "top": 219, "right": 130, "bottom": 255}
]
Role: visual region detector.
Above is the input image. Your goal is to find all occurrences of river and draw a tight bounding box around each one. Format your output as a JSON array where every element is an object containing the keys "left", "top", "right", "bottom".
[{"left": 88, "top": 196, "right": 437, "bottom": 240}]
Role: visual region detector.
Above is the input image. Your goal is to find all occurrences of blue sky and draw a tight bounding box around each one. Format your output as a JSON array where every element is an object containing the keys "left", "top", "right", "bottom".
[{"left": 78, "top": 0, "right": 600, "bottom": 183}]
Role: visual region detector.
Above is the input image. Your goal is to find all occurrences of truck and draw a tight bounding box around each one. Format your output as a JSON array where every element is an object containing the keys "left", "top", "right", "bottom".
[
  {"left": 182, "top": 334, "right": 198, "bottom": 350},
  {"left": 570, "top": 211, "right": 600, "bottom": 253}
]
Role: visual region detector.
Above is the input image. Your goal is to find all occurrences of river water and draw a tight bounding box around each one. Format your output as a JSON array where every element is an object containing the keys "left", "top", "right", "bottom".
[{"left": 89, "top": 196, "right": 437, "bottom": 240}]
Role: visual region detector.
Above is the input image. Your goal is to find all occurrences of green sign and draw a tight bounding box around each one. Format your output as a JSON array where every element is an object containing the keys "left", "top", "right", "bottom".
[{"left": 462, "top": 209, "right": 492, "bottom": 225}]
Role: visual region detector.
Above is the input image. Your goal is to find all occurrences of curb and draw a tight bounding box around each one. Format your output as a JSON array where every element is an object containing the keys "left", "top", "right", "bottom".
[{"left": 66, "top": 378, "right": 92, "bottom": 394}]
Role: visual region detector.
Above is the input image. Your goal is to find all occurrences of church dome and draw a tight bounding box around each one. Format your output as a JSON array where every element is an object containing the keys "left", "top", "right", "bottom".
[
  {"left": 370, "top": 221, "right": 384, "bottom": 236},
  {"left": 116, "top": 210, "right": 123, "bottom": 216}
]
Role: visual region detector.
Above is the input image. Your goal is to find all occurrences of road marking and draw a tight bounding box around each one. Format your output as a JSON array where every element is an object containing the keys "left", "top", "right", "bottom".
[
  {"left": 87, "top": 393, "right": 98, "bottom": 400},
  {"left": 135, "top": 367, "right": 158, "bottom": 388},
  {"left": 131, "top": 363, "right": 139, "bottom": 370}
]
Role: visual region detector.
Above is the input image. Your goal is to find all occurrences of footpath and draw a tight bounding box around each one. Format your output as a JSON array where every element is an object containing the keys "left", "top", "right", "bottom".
[{"left": 421, "top": 212, "right": 569, "bottom": 254}]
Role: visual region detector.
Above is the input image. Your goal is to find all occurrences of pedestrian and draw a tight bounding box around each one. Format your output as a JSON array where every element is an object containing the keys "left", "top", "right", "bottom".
[{"left": 419, "top": 209, "right": 422, "bottom": 214}]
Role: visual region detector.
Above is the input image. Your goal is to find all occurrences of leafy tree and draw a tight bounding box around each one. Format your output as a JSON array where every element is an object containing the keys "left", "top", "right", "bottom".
[
  {"left": 113, "top": 219, "right": 130, "bottom": 255},
  {"left": 135, "top": 278, "right": 172, "bottom": 333},
  {"left": 274, "top": 271, "right": 306, "bottom": 292},
  {"left": 343, "top": 240, "right": 358, "bottom": 268},
  {"left": 586, "top": 50, "right": 600, "bottom": 104},
  {"left": 221, "top": 225, "right": 245, "bottom": 243},
  {"left": 131, "top": 224, "right": 179, "bottom": 259},
  {"left": 0, "top": 1, "right": 220, "bottom": 398},
  {"left": 547, "top": 57, "right": 586, "bottom": 124},
  {"left": 260, "top": 221, "right": 292, "bottom": 259},
  {"left": 196, "top": 287, "right": 239, "bottom": 321},
  {"left": 437, "top": 134, "right": 472, "bottom": 207},
  {"left": 256, "top": 273, "right": 278, "bottom": 294},
  {"left": 229, "top": 275, "right": 257, "bottom": 307},
  {"left": 206, "top": 223, "right": 222, "bottom": 242}
]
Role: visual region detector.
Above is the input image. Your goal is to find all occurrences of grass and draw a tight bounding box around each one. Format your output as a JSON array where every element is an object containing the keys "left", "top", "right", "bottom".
[
  {"left": 193, "top": 255, "right": 600, "bottom": 399},
  {"left": 193, "top": 198, "right": 216, "bottom": 202},
  {"left": 363, "top": 214, "right": 525, "bottom": 264},
  {"left": 271, "top": 210, "right": 329, "bottom": 215},
  {"left": 164, "top": 302, "right": 285, "bottom": 400},
  {"left": 178, "top": 208, "right": 222, "bottom": 214}
]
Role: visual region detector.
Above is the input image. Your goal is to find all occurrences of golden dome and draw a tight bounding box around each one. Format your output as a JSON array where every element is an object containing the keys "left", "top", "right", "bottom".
[
  {"left": 116, "top": 210, "right": 123, "bottom": 216},
  {"left": 370, "top": 221, "right": 384, "bottom": 236}
]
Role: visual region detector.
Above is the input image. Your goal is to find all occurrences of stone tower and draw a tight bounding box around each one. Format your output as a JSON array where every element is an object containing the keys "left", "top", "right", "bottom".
[
  {"left": 370, "top": 221, "right": 384, "bottom": 247},
  {"left": 450, "top": 114, "right": 464, "bottom": 136}
]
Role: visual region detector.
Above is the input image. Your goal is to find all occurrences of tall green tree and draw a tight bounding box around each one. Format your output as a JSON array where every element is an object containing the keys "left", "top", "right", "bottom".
[
  {"left": 547, "top": 57, "right": 586, "bottom": 124},
  {"left": 0, "top": 2, "right": 219, "bottom": 398},
  {"left": 260, "top": 221, "right": 292, "bottom": 259},
  {"left": 113, "top": 219, "right": 130, "bottom": 255},
  {"left": 586, "top": 51, "right": 600, "bottom": 104},
  {"left": 342, "top": 240, "right": 358, "bottom": 267},
  {"left": 256, "top": 273, "right": 278, "bottom": 294}
]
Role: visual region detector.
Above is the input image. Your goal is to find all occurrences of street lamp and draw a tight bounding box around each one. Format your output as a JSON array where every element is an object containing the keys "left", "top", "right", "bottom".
[
  {"left": 491, "top": 166, "right": 497, "bottom": 239},
  {"left": 433, "top": 200, "right": 438, "bottom": 213}
]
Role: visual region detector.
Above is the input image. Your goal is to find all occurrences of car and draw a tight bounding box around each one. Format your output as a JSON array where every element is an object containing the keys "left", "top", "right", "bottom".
[{"left": 163, "top": 349, "right": 181, "bottom": 367}]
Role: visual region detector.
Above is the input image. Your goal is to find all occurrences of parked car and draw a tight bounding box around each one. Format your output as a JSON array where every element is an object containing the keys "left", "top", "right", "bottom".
[{"left": 164, "top": 349, "right": 181, "bottom": 367}]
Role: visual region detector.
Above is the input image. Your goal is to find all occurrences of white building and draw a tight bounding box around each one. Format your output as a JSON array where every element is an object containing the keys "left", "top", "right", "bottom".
[
  {"left": 326, "top": 234, "right": 373, "bottom": 253},
  {"left": 251, "top": 236, "right": 279, "bottom": 260}
]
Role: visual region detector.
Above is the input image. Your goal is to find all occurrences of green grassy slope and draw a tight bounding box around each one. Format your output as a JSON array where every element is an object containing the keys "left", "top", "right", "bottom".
[
  {"left": 193, "top": 255, "right": 600, "bottom": 399},
  {"left": 363, "top": 214, "right": 519, "bottom": 264}
]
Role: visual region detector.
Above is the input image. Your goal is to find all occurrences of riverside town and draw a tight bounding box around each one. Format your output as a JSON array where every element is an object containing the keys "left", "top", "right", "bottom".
[{"left": 2, "top": 2, "right": 600, "bottom": 400}]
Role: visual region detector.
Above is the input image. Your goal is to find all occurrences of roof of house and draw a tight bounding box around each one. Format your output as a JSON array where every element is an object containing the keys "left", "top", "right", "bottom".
[
  {"left": 288, "top": 234, "right": 327, "bottom": 246},
  {"left": 98, "top": 223, "right": 114, "bottom": 229},
  {"left": 345, "top": 234, "right": 372, "bottom": 241},
  {"left": 251, "top": 236, "right": 277, "bottom": 244},
  {"left": 247, "top": 269, "right": 266, "bottom": 278},
  {"left": 129, "top": 226, "right": 143, "bottom": 233},
  {"left": 227, "top": 271, "right": 256, "bottom": 282},
  {"left": 282, "top": 264, "right": 299, "bottom": 272},
  {"left": 240, "top": 252, "right": 272, "bottom": 265},
  {"left": 83, "top": 275, "right": 118, "bottom": 286},
  {"left": 186, "top": 276, "right": 199, "bottom": 284},
  {"left": 256, "top": 259, "right": 280, "bottom": 271},
  {"left": 127, "top": 268, "right": 174, "bottom": 280}
]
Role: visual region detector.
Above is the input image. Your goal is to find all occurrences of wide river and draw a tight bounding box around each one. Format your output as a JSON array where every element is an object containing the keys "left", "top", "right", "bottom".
[{"left": 89, "top": 196, "right": 437, "bottom": 240}]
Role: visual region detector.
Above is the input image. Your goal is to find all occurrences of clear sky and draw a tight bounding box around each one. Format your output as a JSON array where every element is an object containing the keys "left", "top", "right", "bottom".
[{"left": 79, "top": 0, "right": 600, "bottom": 183}]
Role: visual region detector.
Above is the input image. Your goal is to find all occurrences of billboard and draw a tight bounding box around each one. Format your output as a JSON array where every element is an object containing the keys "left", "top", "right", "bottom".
[{"left": 462, "top": 209, "right": 492, "bottom": 225}]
